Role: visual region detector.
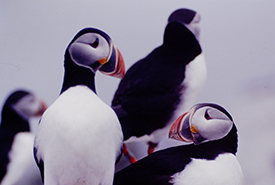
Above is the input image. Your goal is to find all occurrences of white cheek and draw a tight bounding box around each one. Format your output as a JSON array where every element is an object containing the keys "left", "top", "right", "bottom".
[
  {"left": 191, "top": 107, "right": 233, "bottom": 141},
  {"left": 193, "top": 119, "right": 233, "bottom": 141},
  {"left": 69, "top": 37, "right": 110, "bottom": 67},
  {"left": 69, "top": 42, "right": 97, "bottom": 66},
  {"left": 12, "top": 96, "right": 41, "bottom": 120}
]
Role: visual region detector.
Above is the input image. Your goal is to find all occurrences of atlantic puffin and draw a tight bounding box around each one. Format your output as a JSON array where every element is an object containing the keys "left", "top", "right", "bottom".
[
  {"left": 0, "top": 90, "right": 47, "bottom": 185},
  {"left": 112, "top": 8, "right": 207, "bottom": 157},
  {"left": 34, "top": 28, "right": 125, "bottom": 185},
  {"left": 113, "top": 103, "right": 243, "bottom": 185}
]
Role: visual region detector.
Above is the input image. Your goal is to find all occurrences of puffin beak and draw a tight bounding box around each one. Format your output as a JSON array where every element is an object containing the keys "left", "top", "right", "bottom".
[
  {"left": 35, "top": 101, "right": 47, "bottom": 116},
  {"left": 169, "top": 108, "right": 196, "bottom": 142},
  {"left": 99, "top": 44, "right": 125, "bottom": 79}
]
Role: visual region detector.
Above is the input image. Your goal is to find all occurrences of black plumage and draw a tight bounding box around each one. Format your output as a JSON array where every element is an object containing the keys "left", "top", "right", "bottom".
[
  {"left": 112, "top": 22, "right": 202, "bottom": 140},
  {"left": 33, "top": 27, "right": 125, "bottom": 184},
  {"left": 114, "top": 125, "right": 238, "bottom": 185}
]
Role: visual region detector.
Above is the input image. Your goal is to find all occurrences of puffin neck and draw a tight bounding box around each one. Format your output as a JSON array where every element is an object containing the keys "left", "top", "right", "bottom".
[
  {"left": 188, "top": 125, "right": 238, "bottom": 160},
  {"left": 163, "top": 22, "right": 201, "bottom": 59},
  {"left": 1, "top": 103, "right": 30, "bottom": 132},
  {"left": 60, "top": 51, "right": 96, "bottom": 94}
]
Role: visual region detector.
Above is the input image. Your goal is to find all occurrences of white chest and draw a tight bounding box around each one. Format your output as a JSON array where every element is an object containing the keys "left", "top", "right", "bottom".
[
  {"left": 35, "top": 86, "right": 123, "bottom": 185},
  {"left": 38, "top": 86, "right": 122, "bottom": 144},
  {"left": 2, "top": 133, "right": 43, "bottom": 185},
  {"left": 170, "top": 153, "right": 243, "bottom": 185},
  {"left": 174, "top": 53, "right": 207, "bottom": 118}
]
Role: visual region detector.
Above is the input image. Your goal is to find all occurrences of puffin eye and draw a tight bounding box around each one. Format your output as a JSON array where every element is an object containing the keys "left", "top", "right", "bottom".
[
  {"left": 91, "top": 38, "right": 99, "bottom": 48},
  {"left": 204, "top": 111, "right": 211, "bottom": 120}
]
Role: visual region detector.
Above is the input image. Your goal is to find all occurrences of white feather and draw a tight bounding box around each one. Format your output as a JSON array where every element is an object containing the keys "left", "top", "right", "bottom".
[
  {"left": 170, "top": 153, "right": 243, "bottom": 185},
  {"left": 173, "top": 53, "right": 207, "bottom": 120},
  {"left": 34, "top": 85, "right": 123, "bottom": 185},
  {"left": 1, "top": 132, "right": 43, "bottom": 185}
]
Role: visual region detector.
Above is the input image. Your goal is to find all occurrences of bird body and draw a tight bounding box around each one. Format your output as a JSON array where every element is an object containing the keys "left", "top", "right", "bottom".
[
  {"left": 35, "top": 85, "right": 123, "bottom": 184},
  {"left": 114, "top": 103, "right": 243, "bottom": 185},
  {"left": 112, "top": 10, "right": 207, "bottom": 153},
  {"left": 34, "top": 27, "right": 125, "bottom": 184},
  {"left": 0, "top": 90, "right": 46, "bottom": 184},
  {"left": 124, "top": 53, "right": 206, "bottom": 145},
  {"left": 114, "top": 145, "right": 242, "bottom": 185},
  {"left": 1, "top": 132, "right": 42, "bottom": 185}
]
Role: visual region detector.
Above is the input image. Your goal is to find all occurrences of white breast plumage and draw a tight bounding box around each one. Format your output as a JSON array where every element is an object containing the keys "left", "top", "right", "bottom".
[
  {"left": 34, "top": 85, "right": 123, "bottom": 184},
  {"left": 2, "top": 133, "right": 43, "bottom": 185},
  {"left": 170, "top": 153, "right": 243, "bottom": 185},
  {"left": 174, "top": 53, "right": 207, "bottom": 118}
]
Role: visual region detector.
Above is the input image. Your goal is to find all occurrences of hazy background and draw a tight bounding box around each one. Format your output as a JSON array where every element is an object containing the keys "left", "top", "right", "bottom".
[{"left": 1, "top": 1, "right": 275, "bottom": 184}]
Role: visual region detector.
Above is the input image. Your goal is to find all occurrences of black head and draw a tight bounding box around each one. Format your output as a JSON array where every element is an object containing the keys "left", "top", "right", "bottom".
[
  {"left": 169, "top": 103, "right": 238, "bottom": 155},
  {"left": 167, "top": 8, "right": 201, "bottom": 41},
  {"left": 163, "top": 22, "right": 200, "bottom": 51},
  {"left": 168, "top": 8, "right": 197, "bottom": 24},
  {"left": 1, "top": 90, "right": 47, "bottom": 132},
  {"left": 61, "top": 28, "right": 125, "bottom": 93}
]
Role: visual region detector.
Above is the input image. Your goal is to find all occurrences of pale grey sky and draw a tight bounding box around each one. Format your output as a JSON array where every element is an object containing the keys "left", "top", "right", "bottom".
[{"left": 1, "top": 1, "right": 275, "bottom": 184}]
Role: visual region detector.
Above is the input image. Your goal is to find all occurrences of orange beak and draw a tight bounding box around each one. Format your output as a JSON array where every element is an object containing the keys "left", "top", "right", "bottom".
[
  {"left": 169, "top": 111, "right": 193, "bottom": 143},
  {"left": 99, "top": 45, "right": 125, "bottom": 79},
  {"left": 35, "top": 101, "right": 47, "bottom": 116},
  {"left": 109, "top": 48, "right": 125, "bottom": 79}
]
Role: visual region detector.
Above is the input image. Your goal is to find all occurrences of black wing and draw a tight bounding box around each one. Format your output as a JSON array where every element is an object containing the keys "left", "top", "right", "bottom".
[
  {"left": 112, "top": 47, "right": 186, "bottom": 139},
  {"left": 0, "top": 128, "right": 15, "bottom": 181},
  {"left": 33, "top": 147, "right": 44, "bottom": 183},
  {"left": 114, "top": 145, "right": 191, "bottom": 185}
]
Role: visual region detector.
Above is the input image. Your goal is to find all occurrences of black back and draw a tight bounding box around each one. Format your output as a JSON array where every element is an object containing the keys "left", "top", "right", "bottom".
[
  {"left": 114, "top": 125, "right": 238, "bottom": 185},
  {"left": 112, "top": 22, "right": 202, "bottom": 140}
]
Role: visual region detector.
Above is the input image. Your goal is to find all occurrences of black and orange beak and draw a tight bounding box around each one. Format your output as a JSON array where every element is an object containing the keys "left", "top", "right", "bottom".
[
  {"left": 169, "top": 112, "right": 193, "bottom": 142},
  {"left": 99, "top": 43, "right": 125, "bottom": 79},
  {"left": 168, "top": 107, "right": 198, "bottom": 143}
]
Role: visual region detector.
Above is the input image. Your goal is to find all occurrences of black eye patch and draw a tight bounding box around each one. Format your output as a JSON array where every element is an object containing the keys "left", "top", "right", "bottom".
[{"left": 204, "top": 110, "right": 211, "bottom": 120}]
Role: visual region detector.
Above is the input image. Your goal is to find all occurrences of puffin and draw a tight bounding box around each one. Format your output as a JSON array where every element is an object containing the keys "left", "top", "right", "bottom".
[
  {"left": 0, "top": 90, "right": 47, "bottom": 185},
  {"left": 113, "top": 103, "right": 243, "bottom": 185},
  {"left": 33, "top": 28, "right": 125, "bottom": 185},
  {"left": 111, "top": 8, "right": 207, "bottom": 158}
]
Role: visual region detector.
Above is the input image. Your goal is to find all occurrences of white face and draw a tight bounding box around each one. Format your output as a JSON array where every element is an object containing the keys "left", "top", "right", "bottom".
[
  {"left": 184, "top": 13, "right": 201, "bottom": 41},
  {"left": 68, "top": 33, "right": 110, "bottom": 72},
  {"left": 12, "top": 94, "right": 44, "bottom": 120},
  {"left": 191, "top": 106, "right": 233, "bottom": 144}
]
